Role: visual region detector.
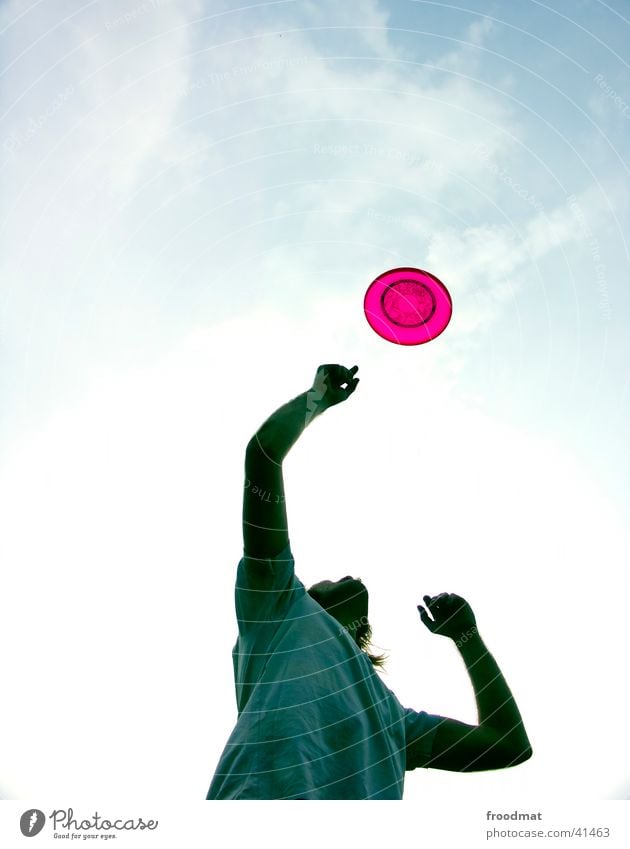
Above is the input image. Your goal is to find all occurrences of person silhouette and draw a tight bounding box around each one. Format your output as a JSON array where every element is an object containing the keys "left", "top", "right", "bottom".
[{"left": 206, "top": 364, "right": 532, "bottom": 799}]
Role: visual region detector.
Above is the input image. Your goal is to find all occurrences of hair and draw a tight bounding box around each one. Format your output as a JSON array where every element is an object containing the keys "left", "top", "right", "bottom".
[
  {"left": 306, "top": 586, "right": 388, "bottom": 670},
  {"left": 354, "top": 620, "right": 388, "bottom": 670}
]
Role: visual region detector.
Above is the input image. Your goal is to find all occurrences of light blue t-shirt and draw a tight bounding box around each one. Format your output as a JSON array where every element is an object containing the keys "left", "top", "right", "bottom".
[{"left": 207, "top": 541, "right": 442, "bottom": 799}]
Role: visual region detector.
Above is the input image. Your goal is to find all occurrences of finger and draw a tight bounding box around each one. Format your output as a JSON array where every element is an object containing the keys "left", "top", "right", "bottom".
[
  {"left": 334, "top": 365, "right": 350, "bottom": 387},
  {"left": 420, "top": 599, "right": 435, "bottom": 620},
  {"left": 417, "top": 605, "right": 436, "bottom": 632},
  {"left": 424, "top": 594, "right": 448, "bottom": 622},
  {"left": 346, "top": 378, "right": 359, "bottom": 396},
  {"left": 337, "top": 367, "right": 350, "bottom": 388}
]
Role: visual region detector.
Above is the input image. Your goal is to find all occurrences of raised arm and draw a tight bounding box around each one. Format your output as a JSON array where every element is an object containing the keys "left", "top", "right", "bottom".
[
  {"left": 415, "top": 593, "right": 532, "bottom": 771},
  {"left": 243, "top": 364, "right": 359, "bottom": 560}
]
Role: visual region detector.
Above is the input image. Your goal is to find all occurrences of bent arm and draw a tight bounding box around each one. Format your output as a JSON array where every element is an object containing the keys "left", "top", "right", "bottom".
[
  {"left": 459, "top": 631, "right": 531, "bottom": 756},
  {"left": 427, "top": 632, "right": 532, "bottom": 772},
  {"left": 242, "top": 366, "right": 359, "bottom": 560}
]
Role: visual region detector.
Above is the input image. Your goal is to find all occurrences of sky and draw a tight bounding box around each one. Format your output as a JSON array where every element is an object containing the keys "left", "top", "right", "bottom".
[{"left": 0, "top": 0, "right": 629, "bottom": 806}]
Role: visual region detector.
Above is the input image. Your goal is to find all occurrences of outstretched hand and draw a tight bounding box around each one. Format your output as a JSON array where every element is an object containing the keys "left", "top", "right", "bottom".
[
  {"left": 308, "top": 364, "right": 360, "bottom": 414},
  {"left": 417, "top": 593, "right": 477, "bottom": 642}
]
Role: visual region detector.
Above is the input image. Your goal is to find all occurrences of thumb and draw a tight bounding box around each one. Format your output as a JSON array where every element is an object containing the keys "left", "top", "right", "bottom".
[{"left": 417, "top": 605, "right": 436, "bottom": 632}]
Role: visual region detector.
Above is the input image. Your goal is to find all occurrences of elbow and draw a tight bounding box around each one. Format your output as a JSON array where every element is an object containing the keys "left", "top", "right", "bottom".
[
  {"left": 247, "top": 430, "right": 263, "bottom": 449},
  {"left": 246, "top": 433, "right": 268, "bottom": 459},
  {"left": 246, "top": 431, "right": 283, "bottom": 465},
  {"left": 247, "top": 428, "right": 273, "bottom": 454},
  {"left": 490, "top": 732, "right": 532, "bottom": 768},
  {"left": 508, "top": 742, "right": 533, "bottom": 766}
]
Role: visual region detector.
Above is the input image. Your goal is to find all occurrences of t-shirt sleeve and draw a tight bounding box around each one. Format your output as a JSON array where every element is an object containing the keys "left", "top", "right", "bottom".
[
  {"left": 403, "top": 708, "right": 444, "bottom": 770},
  {"left": 235, "top": 540, "right": 304, "bottom": 637}
]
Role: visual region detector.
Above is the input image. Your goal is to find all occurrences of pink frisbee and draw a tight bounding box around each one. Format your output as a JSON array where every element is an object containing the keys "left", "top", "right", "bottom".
[{"left": 364, "top": 267, "right": 452, "bottom": 345}]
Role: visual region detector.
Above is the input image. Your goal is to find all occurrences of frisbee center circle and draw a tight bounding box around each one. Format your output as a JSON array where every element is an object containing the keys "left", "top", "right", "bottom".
[{"left": 380, "top": 280, "right": 436, "bottom": 327}]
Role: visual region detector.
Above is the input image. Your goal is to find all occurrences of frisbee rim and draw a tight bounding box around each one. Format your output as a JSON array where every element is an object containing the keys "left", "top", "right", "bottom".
[{"left": 363, "top": 266, "right": 453, "bottom": 346}]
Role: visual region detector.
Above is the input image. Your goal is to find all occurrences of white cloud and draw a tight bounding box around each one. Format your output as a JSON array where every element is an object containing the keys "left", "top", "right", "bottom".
[
  {"left": 432, "top": 13, "right": 495, "bottom": 73},
  {"left": 299, "top": 0, "right": 396, "bottom": 57}
]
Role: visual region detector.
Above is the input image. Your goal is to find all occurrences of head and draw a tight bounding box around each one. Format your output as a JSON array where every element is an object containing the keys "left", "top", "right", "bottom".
[{"left": 306, "top": 576, "right": 386, "bottom": 669}]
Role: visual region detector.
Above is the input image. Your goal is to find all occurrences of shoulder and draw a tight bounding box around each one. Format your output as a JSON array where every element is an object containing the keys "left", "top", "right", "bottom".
[
  {"left": 236, "top": 541, "right": 308, "bottom": 609},
  {"left": 239, "top": 540, "right": 297, "bottom": 583},
  {"left": 403, "top": 708, "right": 445, "bottom": 770}
]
